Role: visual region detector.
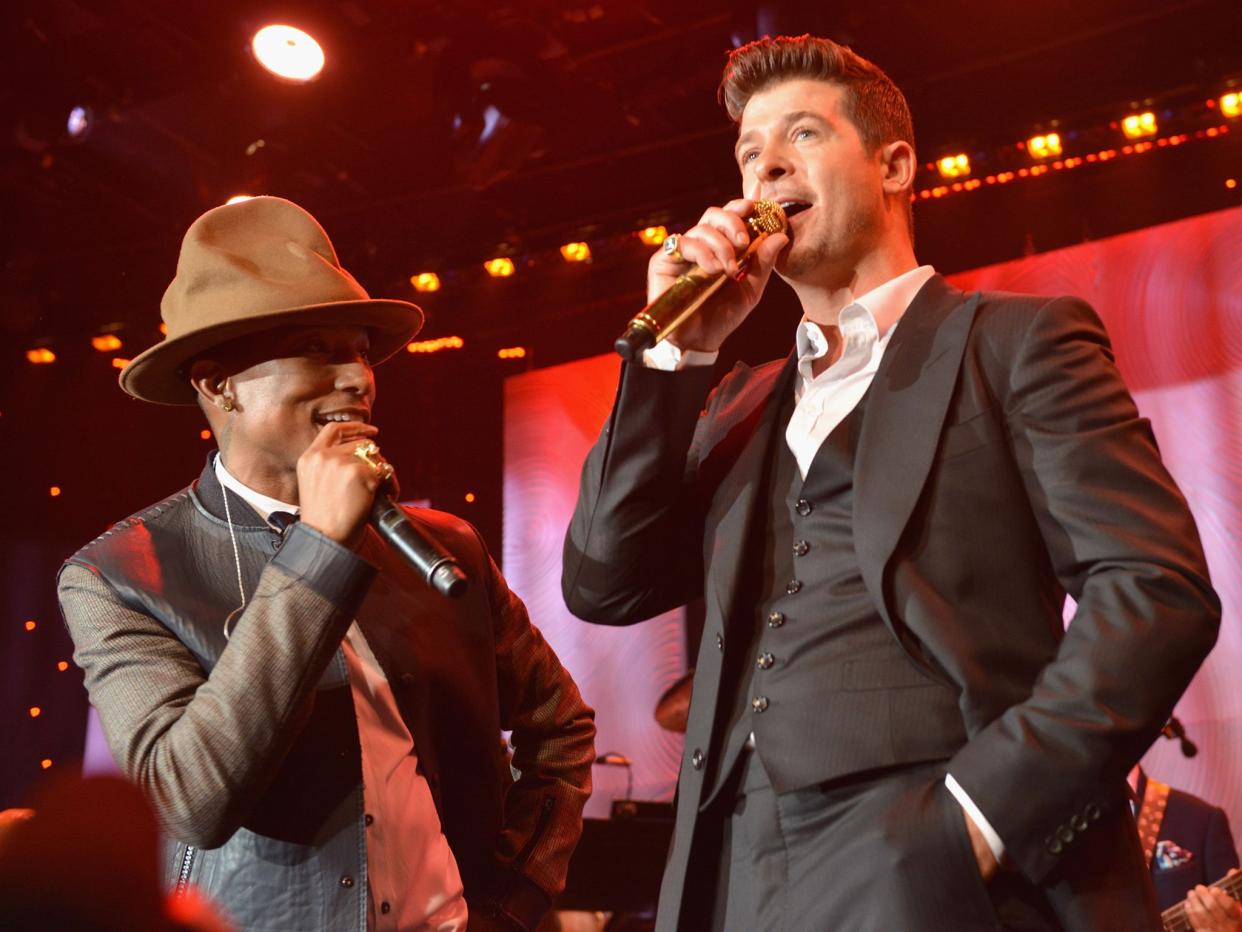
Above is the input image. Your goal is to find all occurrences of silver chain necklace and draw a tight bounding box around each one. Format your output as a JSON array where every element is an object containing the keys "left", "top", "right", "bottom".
[{"left": 221, "top": 483, "right": 247, "bottom": 641}]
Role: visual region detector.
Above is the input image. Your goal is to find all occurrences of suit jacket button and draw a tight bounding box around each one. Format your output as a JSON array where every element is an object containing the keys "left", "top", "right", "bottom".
[
  {"left": 691, "top": 749, "right": 704, "bottom": 770},
  {"left": 1057, "top": 825, "right": 1075, "bottom": 844},
  {"left": 1071, "top": 814, "right": 1088, "bottom": 832},
  {"left": 340, "top": 875, "right": 355, "bottom": 888},
  {"left": 767, "top": 611, "right": 785, "bottom": 628},
  {"left": 715, "top": 633, "right": 724, "bottom": 651},
  {"left": 751, "top": 696, "right": 770, "bottom": 712},
  {"left": 795, "top": 498, "right": 813, "bottom": 516},
  {"left": 792, "top": 540, "right": 810, "bottom": 556},
  {"left": 1045, "top": 837, "right": 1063, "bottom": 855},
  {"left": 785, "top": 580, "right": 802, "bottom": 594},
  {"left": 756, "top": 653, "right": 775, "bottom": 670}
]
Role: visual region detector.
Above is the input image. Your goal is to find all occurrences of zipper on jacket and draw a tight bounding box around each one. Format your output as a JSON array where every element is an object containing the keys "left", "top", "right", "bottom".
[
  {"left": 513, "top": 796, "right": 555, "bottom": 869},
  {"left": 174, "top": 844, "right": 197, "bottom": 896}
]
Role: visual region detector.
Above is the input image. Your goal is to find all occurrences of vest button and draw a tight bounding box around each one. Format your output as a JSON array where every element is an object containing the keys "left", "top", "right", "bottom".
[
  {"left": 340, "top": 875, "right": 355, "bottom": 888},
  {"left": 751, "top": 695, "right": 770, "bottom": 712},
  {"left": 757, "top": 652, "right": 774, "bottom": 670},
  {"left": 715, "top": 633, "right": 723, "bottom": 651},
  {"left": 691, "top": 748, "right": 704, "bottom": 770},
  {"left": 793, "top": 540, "right": 810, "bottom": 556},
  {"left": 767, "top": 611, "right": 785, "bottom": 628},
  {"left": 795, "top": 498, "right": 813, "bottom": 516},
  {"left": 1057, "top": 825, "right": 1075, "bottom": 844},
  {"left": 1045, "top": 836, "right": 1063, "bottom": 855},
  {"left": 786, "top": 579, "right": 802, "bottom": 594}
]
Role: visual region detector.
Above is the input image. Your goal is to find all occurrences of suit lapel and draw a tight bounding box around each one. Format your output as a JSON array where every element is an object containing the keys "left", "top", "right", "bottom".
[
  {"left": 703, "top": 353, "right": 798, "bottom": 621},
  {"left": 854, "top": 276, "right": 980, "bottom": 617}
]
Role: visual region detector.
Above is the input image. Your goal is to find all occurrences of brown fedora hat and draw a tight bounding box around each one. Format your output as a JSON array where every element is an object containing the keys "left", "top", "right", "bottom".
[{"left": 119, "top": 196, "right": 424, "bottom": 404}]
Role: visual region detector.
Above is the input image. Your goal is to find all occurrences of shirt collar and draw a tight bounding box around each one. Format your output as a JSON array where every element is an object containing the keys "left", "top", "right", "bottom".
[
  {"left": 214, "top": 453, "right": 300, "bottom": 522},
  {"left": 795, "top": 264, "right": 936, "bottom": 364}
]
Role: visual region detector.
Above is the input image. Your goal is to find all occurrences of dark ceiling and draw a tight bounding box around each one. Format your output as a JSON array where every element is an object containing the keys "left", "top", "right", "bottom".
[{"left": 3, "top": 0, "right": 1241, "bottom": 362}]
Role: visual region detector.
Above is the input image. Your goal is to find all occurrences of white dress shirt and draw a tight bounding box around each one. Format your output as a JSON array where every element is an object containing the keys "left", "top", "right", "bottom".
[
  {"left": 215, "top": 456, "right": 469, "bottom": 931},
  {"left": 643, "top": 265, "right": 1008, "bottom": 864}
]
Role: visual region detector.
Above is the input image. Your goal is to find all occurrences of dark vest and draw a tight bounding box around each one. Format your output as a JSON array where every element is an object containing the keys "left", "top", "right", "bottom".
[{"left": 705, "top": 372, "right": 967, "bottom": 802}]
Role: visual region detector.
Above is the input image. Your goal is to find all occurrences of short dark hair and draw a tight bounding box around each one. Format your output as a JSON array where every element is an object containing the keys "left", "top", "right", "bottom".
[{"left": 719, "top": 34, "right": 915, "bottom": 156}]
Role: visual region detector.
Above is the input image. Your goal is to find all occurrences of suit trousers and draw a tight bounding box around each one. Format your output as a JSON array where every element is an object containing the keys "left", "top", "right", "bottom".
[{"left": 696, "top": 751, "right": 1062, "bottom": 932}]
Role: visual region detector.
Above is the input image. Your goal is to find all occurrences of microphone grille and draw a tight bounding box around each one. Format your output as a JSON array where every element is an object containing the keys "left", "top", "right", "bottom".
[{"left": 749, "top": 199, "right": 788, "bottom": 235}]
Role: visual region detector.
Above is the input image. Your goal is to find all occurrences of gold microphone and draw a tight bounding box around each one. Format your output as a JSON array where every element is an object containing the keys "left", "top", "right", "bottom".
[{"left": 614, "top": 199, "right": 799, "bottom": 360}]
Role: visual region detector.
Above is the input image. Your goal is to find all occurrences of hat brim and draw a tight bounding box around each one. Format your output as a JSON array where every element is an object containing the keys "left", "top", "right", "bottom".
[{"left": 119, "top": 298, "right": 424, "bottom": 405}]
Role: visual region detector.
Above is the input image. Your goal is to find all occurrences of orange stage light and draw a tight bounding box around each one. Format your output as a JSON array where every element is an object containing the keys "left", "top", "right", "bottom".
[
  {"left": 483, "top": 257, "right": 516, "bottom": 278},
  {"left": 497, "top": 346, "right": 528, "bottom": 360},
  {"left": 637, "top": 226, "right": 668, "bottom": 246},
  {"left": 411, "top": 272, "right": 441, "bottom": 292},
  {"left": 252, "top": 25, "right": 324, "bottom": 82},
  {"left": 1220, "top": 93, "right": 1241, "bottom": 119},
  {"left": 25, "top": 620, "right": 37, "bottom": 632},
  {"left": 26, "top": 348, "right": 55, "bottom": 364},
  {"left": 200, "top": 429, "right": 212, "bottom": 440},
  {"left": 1121, "top": 111, "right": 1157, "bottom": 139},
  {"left": 1227, "top": 178, "right": 1237, "bottom": 189},
  {"left": 49, "top": 486, "right": 62, "bottom": 497},
  {"left": 91, "top": 334, "right": 122, "bottom": 352},
  {"left": 560, "top": 242, "right": 591, "bottom": 262},
  {"left": 1026, "top": 133, "right": 1062, "bottom": 159},
  {"left": 41, "top": 759, "right": 52, "bottom": 770},
  {"left": 29, "top": 707, "right": 41, "bottom": 718},
  {"left": 406, "top": 336, "right": 464, "bottom": 354},
  {"left": 936, "top": 154, "right": 970, "bottom": 179},
  {"left": 57, "top": 661, "right": 70, "bottom": 672},
  {"left": 111, "top": 357, "right": 131, "bottom": 369},
  {"left": 464, "top": 493, "right": 476, "bottom": 503},
  {"left": 159, "top": 323, "right": 168, "bottom": 335}
]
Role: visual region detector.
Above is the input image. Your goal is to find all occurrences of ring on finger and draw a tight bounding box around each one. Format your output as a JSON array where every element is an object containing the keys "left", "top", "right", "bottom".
[
  {"left": 661, "top": 233, "right": 685, "bottom": 263},
  {"left": 352, "top": 440, "right": 394, "bottom": 481}
]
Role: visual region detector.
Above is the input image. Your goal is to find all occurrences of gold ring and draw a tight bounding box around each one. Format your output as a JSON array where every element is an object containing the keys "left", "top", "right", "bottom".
[{"left": 352, "top": 440, "right": 394, "bottom": 481}]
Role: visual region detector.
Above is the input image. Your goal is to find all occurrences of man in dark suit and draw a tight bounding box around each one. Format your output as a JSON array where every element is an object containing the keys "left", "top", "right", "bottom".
[
  {"left": 562, "top": 34, "right": 1220, "bottom": 931},
  {"left": 59, "top": 196, "right": 595, "bottom": 931},
  {"left": 1132, "top": 767, "right": 1241, "bottom": 929}
]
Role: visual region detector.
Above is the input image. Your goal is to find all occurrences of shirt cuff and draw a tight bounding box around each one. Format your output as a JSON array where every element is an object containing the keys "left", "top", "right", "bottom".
[
  {"left": 641, "top": 340, "right": 718, "bottom": 370},
  {"left": 945, "top": 773, "right": 1006, "bottom": 863}
]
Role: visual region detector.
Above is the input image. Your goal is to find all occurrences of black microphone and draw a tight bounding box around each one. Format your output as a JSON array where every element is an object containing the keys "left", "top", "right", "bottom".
[
  {"left": 370, "top": 492, "right": 468, "bottom": 599},
  {"left": 613, "top": 199, "right": 804, "bottom": 361}
]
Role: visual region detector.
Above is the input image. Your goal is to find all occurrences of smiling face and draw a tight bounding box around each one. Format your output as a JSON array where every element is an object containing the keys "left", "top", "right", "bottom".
[
  {"left": 736, "top": 78, "right": 901, "bottom": 284},
  {"left": 194, "top": 324, "right": 375, "bottom": 487}
]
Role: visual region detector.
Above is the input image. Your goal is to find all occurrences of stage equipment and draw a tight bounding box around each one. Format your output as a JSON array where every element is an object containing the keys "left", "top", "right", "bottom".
[{"left": 613, "top": 199, "right": 802, "bottom": 361}]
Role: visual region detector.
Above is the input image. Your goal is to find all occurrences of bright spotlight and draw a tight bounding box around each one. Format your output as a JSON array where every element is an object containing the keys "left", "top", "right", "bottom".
[
  {"left": 1220, "top": 93, "right": 1241, "bottom": 119},
  {"left": 410, "top": 273, "right": 441, "bottom": 293},
  {"left": 1026, "top": 133, "right": 1062, "bottom": 159},
  {"left": 251, "top": 25, "right": 325, "bottom": 83},
  {"left": 66, "top": 106, "right": 92, "bottom": 140},
  {"left": 483, "top": 258, "right": 516, "bottom": 278},
  {"left": 637, "top": 226, "right": 668, "bottom": 246},
  {"left": 560, "top": 242, "right": 591, "bottom": 263},
  {"left": 1121, "top": 111, "right": 1157, "bottom": 139},
  {"left": 936, "top": 154, "right": 970, "bottom": 179}
]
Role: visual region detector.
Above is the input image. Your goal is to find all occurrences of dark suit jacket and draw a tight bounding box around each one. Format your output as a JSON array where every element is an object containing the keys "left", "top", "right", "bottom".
[
  {"left": 1137, "top": 771, "right": 1241, "bottom": 911},
  {"left": 563, "top": 275, "right": 1220, "bottom": 930},
  {"left": 60, "top": 458, "right": 595, "bottom": 930}
]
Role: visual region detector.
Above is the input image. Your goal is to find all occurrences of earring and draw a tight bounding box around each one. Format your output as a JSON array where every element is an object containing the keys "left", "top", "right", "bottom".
[{"left": 222, "top": 397, "right": 235, "bottom": 412}]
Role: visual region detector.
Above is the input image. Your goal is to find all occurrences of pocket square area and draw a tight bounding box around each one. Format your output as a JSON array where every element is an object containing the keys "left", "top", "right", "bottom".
[{"left": 1154, "top": 839, "right": 1195, "bottom": 870}]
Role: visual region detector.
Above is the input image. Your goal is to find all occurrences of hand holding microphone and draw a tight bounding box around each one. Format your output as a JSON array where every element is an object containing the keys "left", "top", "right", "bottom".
[{"left": 615, "top": 198, "right": 798, "bottom": 360}]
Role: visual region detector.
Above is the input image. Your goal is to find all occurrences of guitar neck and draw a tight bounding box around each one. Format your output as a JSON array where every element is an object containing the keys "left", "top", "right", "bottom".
[{"left": 1162, "top": 871, "right": 1242, "bottom": 931}]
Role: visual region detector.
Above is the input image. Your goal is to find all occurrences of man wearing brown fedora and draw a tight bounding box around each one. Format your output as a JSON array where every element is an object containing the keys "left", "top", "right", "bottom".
[{"left": 56, "top": 196, "right": 596, "bottom": 931}]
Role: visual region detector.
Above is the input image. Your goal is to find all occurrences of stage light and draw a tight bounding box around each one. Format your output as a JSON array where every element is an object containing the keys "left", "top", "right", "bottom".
[
  {"left": 66, "top": 105, "right": 92, "bottom": 140},
  {"left": 936, "top": 154, "right": 970, "bottom": 179},
  {"left": 1227, "top": 178, "right": 1237, "bottom": 189},
  {"left": 406, "top": 336, "right": 464, "bottom": 354},
  {"left": 29, "top": 707, "right": 41, "bottom": 718},
  {"left": 41, "top": 759, "right": 52, "bottom": 770},
  {"left": 159, "top": 323, "right": 168, "bottom": 335},
  {"left": 226, "top": 195, "right": 255, "bottom": 205},
  {"left": 560, "top": 242, "right": 591, "bottom": 263},
  {"left": 251, "top": 25, "right": 325, "bottom": 83},
  {"left": 49, "top": 486, "right": 62, "bottom": 497},
  {"left": 638, "top": 226, "right": 668, "bottom": 246},
  {"left": 1221, "top": 93, "right": 1241, "bottom": 119},
  {"left": 26, "top": 347, "right": 55, "bottom": 364},
  {"left": 1026, "top": 133, "right": 1062, "bottom": 159},
  {"left": 484, "top": 257, "right": 516, "bottom": 278},
  {"left": 200, "top": 429, "right": 212, "bottom": 440},
  {"left": 497, "top": 346, "right": 528, "bottom": 359},
  {"left": 111, "top": 357, "right": 131, "bottom": 369},
  {"left": 92, "top": 334, "right": 122, "bottom": 352},
  {"left": 1121, "top": 111, "right": 1157, "bottom": 139},
  {"left": 411, "top": 272, "right": 441, "bottom": 293},
  {"left": 24, "top": 620, "right": 36, "bottom": 632},
  {"left": 56, "top": 661, "right": 69, "bottom": 672},
  {"left": 464, "top": 492, "right": 476, "bottom": 503}
]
